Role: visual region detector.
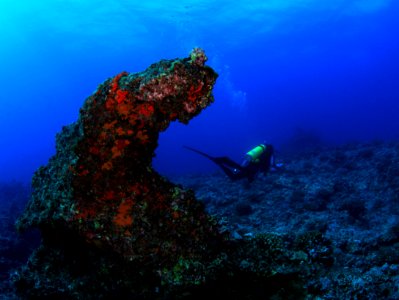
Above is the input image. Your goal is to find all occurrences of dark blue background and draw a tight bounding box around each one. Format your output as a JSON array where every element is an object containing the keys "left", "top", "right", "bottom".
[{"left": 1, "top": 0, "right": 398, "bottom": 181}]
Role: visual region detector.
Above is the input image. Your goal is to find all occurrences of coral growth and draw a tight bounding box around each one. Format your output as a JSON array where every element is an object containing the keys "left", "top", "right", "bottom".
[
  {"left": 14, "top": 49, "right": 396, "bottom": 299},
  {"left": 15, "top": 49, "right": 224, "bottom": 297}
]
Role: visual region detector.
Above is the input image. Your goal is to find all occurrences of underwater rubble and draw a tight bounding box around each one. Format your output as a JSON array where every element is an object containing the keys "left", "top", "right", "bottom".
[
  {"left": 1, "top": 48, "right": 398, "bottom": 298},
  {"left": 1, "top": 140, "right": 398, "bottom": 298},
  {"left": 0, "top": 182, "right": 40, "bottom": 299},
  {"left": 173, "top": 140, "right": 399, "bottom": 299}
]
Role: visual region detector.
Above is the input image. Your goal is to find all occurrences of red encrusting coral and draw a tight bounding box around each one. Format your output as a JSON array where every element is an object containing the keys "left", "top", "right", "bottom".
[
  {"left": 114, "top": 199, "right": 134, "bottom": 227},
  {"left": 17, "top": 48, "right": 222, "bottom": 272}
]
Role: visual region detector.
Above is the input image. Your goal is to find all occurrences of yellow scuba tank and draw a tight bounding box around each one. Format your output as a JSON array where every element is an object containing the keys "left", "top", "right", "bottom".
[{"left": 246, "top": 144, "right": 266, "bottom": 163}]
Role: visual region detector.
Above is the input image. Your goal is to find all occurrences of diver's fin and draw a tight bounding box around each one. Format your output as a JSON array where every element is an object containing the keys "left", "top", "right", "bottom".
[
  {"left": 184, "top": 146, "right": 244, "bottom": 179},
  {"left": 183, "top": 146, "right": 216, "bottom": 161}
]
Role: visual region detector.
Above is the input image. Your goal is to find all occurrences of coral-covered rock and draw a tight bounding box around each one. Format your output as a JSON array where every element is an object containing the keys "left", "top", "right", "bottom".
[
  {"left": 17, "top": 49, "right": 221, "bottom": 278},
  {"left": 14, "top": 49, "right": 339, "bottom": 299}
]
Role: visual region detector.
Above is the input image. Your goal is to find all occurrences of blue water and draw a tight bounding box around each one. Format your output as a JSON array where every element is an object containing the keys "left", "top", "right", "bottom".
[{"left": 1, "top": 0, "right": 399, "bottom": 182}]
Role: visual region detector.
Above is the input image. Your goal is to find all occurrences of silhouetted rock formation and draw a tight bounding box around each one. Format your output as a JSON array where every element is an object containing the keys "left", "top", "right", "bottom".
[
  {"left": 14, "top": 50, "right": 342, "bottom": 299},
  {"left": 15, "top": 49, "right": 226, "bottom": 298}
]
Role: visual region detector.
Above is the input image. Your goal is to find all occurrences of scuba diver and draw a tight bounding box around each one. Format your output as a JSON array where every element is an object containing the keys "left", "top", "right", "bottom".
[{"left": 184, "top": 143, "right": 281, "bottom": 183}]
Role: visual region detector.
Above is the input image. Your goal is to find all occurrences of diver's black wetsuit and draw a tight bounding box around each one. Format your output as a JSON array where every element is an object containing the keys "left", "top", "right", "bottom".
[{"left": 184, "top": 145, "right": 276, "bottom": 183}]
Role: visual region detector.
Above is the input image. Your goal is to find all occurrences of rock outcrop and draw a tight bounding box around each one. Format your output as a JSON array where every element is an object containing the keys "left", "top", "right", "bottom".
[{"left": 16, "top": 49, "right": 225, "bottom": 298}]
